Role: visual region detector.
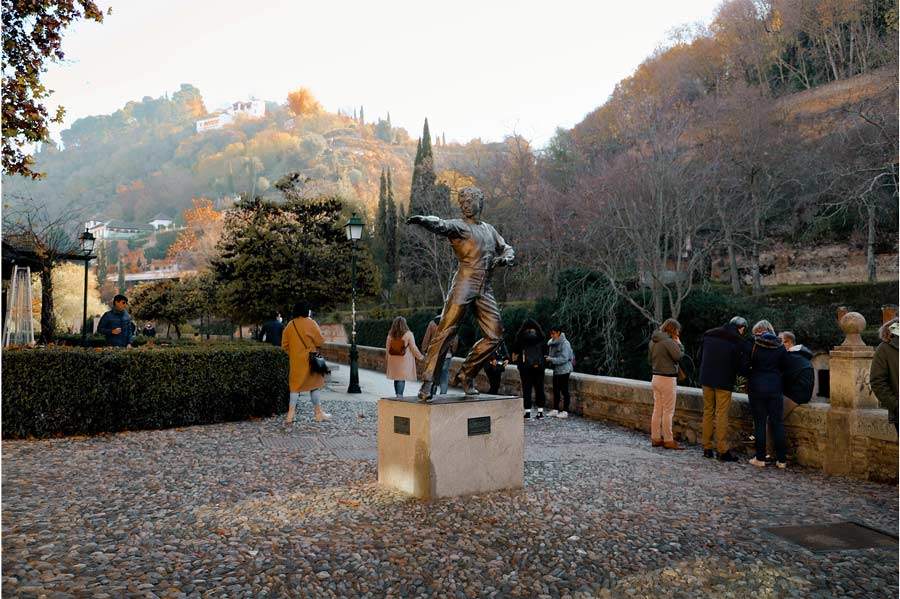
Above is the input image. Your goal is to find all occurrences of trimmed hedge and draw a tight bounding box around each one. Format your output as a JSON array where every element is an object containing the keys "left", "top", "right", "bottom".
[
  {"left": 2, "top": 343, "right": 288, "bottom": 439},
  {"left": 54, "top": 333, "right": 200, "bottom": 348}
]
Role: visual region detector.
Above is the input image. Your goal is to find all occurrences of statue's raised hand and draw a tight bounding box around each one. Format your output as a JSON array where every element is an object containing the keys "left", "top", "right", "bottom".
[{"left": 407, "top": 215, "right": 426, "bottom": 226}]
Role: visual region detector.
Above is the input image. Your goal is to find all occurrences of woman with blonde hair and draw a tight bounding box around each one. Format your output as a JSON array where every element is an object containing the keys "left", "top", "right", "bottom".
[
  {"left": 385, "top": 316, "right": 424, "bottom": 397},
  {"left": 648, "top": 318, "right": 684, "bottom": 449},
  {"left": 745, "top": 319, "right": 790, "bottom": 468}
]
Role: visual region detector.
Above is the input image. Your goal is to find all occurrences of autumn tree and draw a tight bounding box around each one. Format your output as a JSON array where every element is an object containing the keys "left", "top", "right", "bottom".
[
  {"left": 287, "top": 87, "right": 323, "bottom": 117},
  {"left": 48, "top": 262, "right": 107, "bottom": 333},
  {"left": 2, "top": 0, "right": 105, "bottom": 178},
  {"left": 167, "top": 198, "right": 224, "bottom": 269}
]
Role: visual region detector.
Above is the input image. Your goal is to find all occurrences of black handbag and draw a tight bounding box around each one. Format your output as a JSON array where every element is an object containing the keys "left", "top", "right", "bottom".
[{"left": 292, "top": 320, "right": 330, "bottom": 374}]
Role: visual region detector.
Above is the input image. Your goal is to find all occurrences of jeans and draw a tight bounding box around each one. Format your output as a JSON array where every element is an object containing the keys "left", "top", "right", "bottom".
[
  {"left": 750, "top": 394, "right": 786, "bottom": 462},
  {"left": 552, "top": 373, "right": 571, "bottom": 412},
  {"left": 393, "top": 380, "right": 406, "bottom": 397},
  {"left": 290, "top": 389, "right": 321, "bottom": 409},
  {"left": 519, "top": 365, "right": 546, "bottom": 410}
]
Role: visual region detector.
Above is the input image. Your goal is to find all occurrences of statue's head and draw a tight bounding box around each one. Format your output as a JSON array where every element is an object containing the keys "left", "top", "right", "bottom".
[{"left": 457, "top": 186, "right": 484, "bottom": 219}]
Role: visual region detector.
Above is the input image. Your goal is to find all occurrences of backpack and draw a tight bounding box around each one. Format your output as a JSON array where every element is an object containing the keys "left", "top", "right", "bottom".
[{"left": 388, "top": 336, "right": 407, "bottom": 356}]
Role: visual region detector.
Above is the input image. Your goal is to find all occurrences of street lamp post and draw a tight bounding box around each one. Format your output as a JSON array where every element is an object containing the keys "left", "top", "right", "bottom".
[
  {"left": 79, "top": 229, "right": 96, "bottom": 347},
  {"left": 344, "top": 212, "right": 364, "bottom": 394}
]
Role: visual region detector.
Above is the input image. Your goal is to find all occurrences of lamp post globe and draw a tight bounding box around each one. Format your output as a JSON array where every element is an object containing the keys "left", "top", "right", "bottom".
[
  {"left": 79, "top": 229, "right": 96, "bottom": 347},
  {"left": 344, "top": 213, "right": 364, "bottom": 393}
]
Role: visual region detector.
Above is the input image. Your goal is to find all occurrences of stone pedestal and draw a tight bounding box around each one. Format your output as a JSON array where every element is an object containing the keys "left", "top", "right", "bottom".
[
  {"left": 824, "top": 311, "right": 891, "bottom": 478},
  {"left": 377, "top": 395, "right": 523, "bottom": 499}
]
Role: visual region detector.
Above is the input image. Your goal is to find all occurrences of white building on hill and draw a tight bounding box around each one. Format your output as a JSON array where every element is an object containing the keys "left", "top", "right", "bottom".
[{"left": 196, "top": 99, "right": 266, "bottom": 133}]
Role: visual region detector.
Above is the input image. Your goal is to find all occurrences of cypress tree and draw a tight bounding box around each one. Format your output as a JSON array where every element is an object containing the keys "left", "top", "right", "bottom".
[
  {"left": 384, "top": 167, "right": 398, "bottom": 288},
  {"left": 408, "top": 119, "right": 438, "bottom": 216},
  {"left": 376, "top": 168, "right": 388, "bottom": 246},
  {"left": 117, "top": 259, "right": 126, "bottom": 294},
  {"left": 359, "top": 105, "right": 365, "bottom": 125},
  {"left": 421, "top": 118, "right": 432, "bottom": 159}
]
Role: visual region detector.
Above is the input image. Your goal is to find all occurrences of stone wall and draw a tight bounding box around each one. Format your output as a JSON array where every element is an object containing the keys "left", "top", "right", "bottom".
[
  {"left": 321, "top": 343, "right": 898, "bottom": 484},
  {"left": 710, "top": 243, "right": 899, "bottom": 286}
]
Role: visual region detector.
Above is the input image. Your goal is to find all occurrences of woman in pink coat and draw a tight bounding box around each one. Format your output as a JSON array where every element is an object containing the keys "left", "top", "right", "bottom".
[{"left": 385, "top": 316, "right": 424, "bottom": 397}]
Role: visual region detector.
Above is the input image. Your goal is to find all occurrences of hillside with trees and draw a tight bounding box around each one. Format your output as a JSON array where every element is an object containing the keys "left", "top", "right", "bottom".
[{"left": 1, "top": 85, "right": 426, "bottom": 226}]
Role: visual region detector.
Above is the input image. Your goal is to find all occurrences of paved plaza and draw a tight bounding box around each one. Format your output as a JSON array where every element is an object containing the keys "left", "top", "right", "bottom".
[{"left": 2, "top": 366, "right": 897, "bottom": 598}]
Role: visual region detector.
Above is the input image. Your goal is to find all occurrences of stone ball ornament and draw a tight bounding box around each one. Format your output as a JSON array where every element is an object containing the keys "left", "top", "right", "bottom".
[{"left": 838, "top": 311, "right": 867, "bottom": 346}]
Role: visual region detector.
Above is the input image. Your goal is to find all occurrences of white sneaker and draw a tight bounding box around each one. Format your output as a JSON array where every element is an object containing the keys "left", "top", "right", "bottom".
[
  {"left": 547, "top": 409, "right": 559, "bottom": 417},
  {"left": 749, "top": 457, "right": 767, "bottom": 468},
  {"left": 776, "top": 461, "right": 787, "bottom": 469},
  {"left": 557, "top": 411, "right": 569, "bottom": 419}
]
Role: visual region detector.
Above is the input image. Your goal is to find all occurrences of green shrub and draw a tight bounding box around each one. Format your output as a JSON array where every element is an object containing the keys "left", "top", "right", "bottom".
[
  {"left": 2, "top": 343, "right": 288, "bottom": 439},
  {"left": 53, "top": 334, "right": 199, "bottom": 348}
]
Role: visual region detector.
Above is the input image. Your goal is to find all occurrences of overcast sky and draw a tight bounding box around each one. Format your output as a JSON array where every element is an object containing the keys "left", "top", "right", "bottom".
[{"left": 44, "top": 0, "right": 723, "bottom": 148}]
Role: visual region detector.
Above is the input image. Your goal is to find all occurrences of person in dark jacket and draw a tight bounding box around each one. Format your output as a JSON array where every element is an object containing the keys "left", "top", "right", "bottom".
[
  {"left": 744, "top": 320, "right": 790, "bottom": 469},
  {"left": 97, "top": 294, "right": 136, "bottom": 348},
  {"left": 870, "top": 318, "right": 898, "bottom": 431},
  {"left": 698, "top": 316, "right": 747, "bottom": 461},
  {"left": 512, "top": 319, "right": 546, "bottom": 419},
  {"left": 142, "top": 321, "right": 157, "bottom": 338},
  {"left": 778, "top": 331, "right": 814, "bottom": 411},
  {"left": 259, "top": 314, "right": 284, "bottom": 347},
  {"left": 483, "top": 340, "right": 509, "bottom": 395},
  {"left": 648, "top": 318, "right": 684, "bottom": 450}
]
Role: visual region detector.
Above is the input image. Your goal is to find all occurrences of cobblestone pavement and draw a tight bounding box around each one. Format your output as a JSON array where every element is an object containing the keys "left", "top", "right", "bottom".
[{"left": 3, "top": 367, "right": 897, "bottom": 598}]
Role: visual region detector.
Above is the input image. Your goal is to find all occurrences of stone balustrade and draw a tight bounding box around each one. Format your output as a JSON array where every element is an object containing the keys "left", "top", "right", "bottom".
[{"left": 321, "top": 341, "right": 897, "bottom": 484}]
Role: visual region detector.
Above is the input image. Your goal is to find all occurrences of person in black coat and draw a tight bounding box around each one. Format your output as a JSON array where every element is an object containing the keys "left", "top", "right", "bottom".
[
  {"left": 512, "top": 319, "right": 546, "bottom": 419},
  {"left": 744, "top": 320, "right": 791, "bottom": 469},
  {"left": 259, "top": 314, "right": 284, "bottom": 347},
  {"left": 778, "top": 331, "right": 814, "bottom": 411},
  {"left": 698, "top": 316, "right": 747, "bottom": 461},
  {"left": 483, "top": 340, "right": 510, "bottom": 395}
]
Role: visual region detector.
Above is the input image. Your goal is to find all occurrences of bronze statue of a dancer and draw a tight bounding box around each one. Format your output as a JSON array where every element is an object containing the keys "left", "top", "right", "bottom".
[{"left": 406, "top": 186, "right": 515, "bottom": 401}]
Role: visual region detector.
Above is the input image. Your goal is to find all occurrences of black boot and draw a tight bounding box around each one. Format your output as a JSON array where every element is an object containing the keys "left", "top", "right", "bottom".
[{"left": 717, "top": 450, "right": 739, "bottom": 462}]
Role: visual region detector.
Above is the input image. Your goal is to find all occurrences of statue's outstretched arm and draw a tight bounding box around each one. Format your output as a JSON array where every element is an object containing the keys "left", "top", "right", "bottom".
[{"left": 406, "top": 215, "right": 460, "bottom": 237}]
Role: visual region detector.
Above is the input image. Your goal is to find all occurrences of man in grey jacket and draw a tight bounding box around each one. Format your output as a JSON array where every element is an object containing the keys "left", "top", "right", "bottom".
[{"left": 546, "top": 326, "right": 574, "bottom": 418}]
